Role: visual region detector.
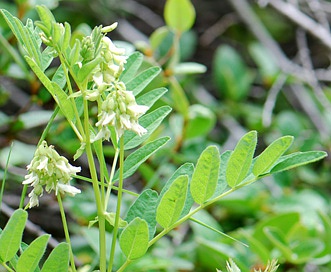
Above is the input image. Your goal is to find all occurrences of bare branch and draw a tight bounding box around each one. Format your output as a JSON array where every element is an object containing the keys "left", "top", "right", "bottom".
[{"left": 268, "top": 0, "right": 331, "bottom": 49}]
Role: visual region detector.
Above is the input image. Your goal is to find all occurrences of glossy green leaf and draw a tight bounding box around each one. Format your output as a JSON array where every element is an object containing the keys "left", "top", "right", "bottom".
[
  {"left": 190, "top": 145, "right": 220, "bottom": 204},
  {"left": 157, "top": 175, "right": 188, "bottom": 228},
  {"left": 253, "top": 135, "right": 294, "bottom": 176},
  {"left": 114, "top": 137, "right": 170, "bottom": 181},
  {"left": 226, "top": 131, "right": 257, "bottom": 188},
  {"left": 126, "top": 67, "right": 161, "bottom": 96},
  {"left": 0, "top": 209, "right": 27, "bottom": 263},
  {"left": 136, "top": 87, "right": 168, "bottom": 108},
  {"left": 164, "top": 0, "right": 196, "bottom": 32},
  {"left": 16, "top": 234, "right": 50, "bottom": 272},
  {"left": 124, "top": 106, "right": 171, "bottom": 150},
  {"left": 270, "top": 151, "right": 327, "bottom": 174},
  {"left": 159, "top": 163, "right": 194, "bottom": 219},
  {"left": 126, "top": 189, "right": 159, "bottom": 239},
  {"left": 119, "top": 218, "right": 149, "bottom": 260},
  {"left": 120, "top": 52, "right": 143, "bottom": 83},
  {"left": 41, "top": 243, "right": 69, "bottom": 272}
]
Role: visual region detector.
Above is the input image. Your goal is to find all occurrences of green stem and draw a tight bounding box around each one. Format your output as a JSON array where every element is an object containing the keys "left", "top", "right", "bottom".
[
  {"left": 105, "top": 148, "right": 120, "bottom": 209},
  {"left": 116, "top": 259, "right": 132, "bottom": 272},
  {"left": 108, "top": 137, "right": 125, "bottom": 271},
  {"left": 58, "top": 53, "right": 84, "bottom": 141},
  {"left": 83, "top": 99, "right": 107, "bottom": 271},
  {"left": 1, "top": 262, "right": 15, "bottom": 272},
  {"left": 56, "top": 194, "right": 76, "bottom": 272}
]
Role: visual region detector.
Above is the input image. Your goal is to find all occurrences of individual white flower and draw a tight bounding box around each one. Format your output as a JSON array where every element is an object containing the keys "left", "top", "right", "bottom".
[
  {"left": 95, "top": 86, "right": 148, "bottom": 140},
  {"left": 23, "top": 141, "right": 81, "bottom": 208}
]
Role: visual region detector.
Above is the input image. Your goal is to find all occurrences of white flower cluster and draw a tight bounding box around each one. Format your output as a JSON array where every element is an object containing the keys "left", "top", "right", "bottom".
[
  {"left": 23, "top": 141, "right": 81, "bottom": 208},
  {"left": 95, "top": 82, "right": 149, "bottom": 140},
  {"left": 84, "top": 35, "right": 128, "bottom": 101}
]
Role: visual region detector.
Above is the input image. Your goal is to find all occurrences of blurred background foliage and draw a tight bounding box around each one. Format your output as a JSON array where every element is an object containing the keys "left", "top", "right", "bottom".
[{"left": 0, "top": 0, "right": 331, "bottom": 271}]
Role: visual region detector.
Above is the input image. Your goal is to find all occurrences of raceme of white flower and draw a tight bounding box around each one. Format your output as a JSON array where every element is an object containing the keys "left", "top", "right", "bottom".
[
  {"left": 72, "top": 26, "right": 128, "bottom": 102},
  {"left": 23, "top": 141, "right": 81, "bottom": 208},
  {"left": 95, "top": 83, "right": 149, "bottom": 141}
]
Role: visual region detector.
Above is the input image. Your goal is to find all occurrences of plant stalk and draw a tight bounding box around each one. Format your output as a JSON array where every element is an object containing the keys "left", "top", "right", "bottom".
[
  {"left": 108, "top": 137, "right": 125, "bottom": 271},
  {"left": 57, "top": 193, "right": 76, "bottom": 272}
]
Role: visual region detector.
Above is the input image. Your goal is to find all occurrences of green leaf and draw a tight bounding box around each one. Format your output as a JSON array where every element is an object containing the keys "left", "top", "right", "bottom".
[
  {"left": 119, "top": 218, "right": 149, "bottom": 260},
  {"left": 61, "top": 22, "right": 71, "bottom": 51},
  {"left": 41, "top": 46, "right": 55, "bottom": 71},
  {"left": 16, "top": 234, "right": 50, "bottom": 272},
  {"left": 270, "top": 151, "right": 327, "bottom": 174},
  {"left": 159, "top": 163, "right": 194, "bottom": 219},
  {"left": 213, "top": 45, "right": 254, "bottom": 101},
  {"left": 186, "top": 104, "right": 216, "bottom": 139},
  {"left": 226, "top": 131, "right": 257, "bottom": 188},
  {"left": 1, "top": 9, "right": 41, "bottom": 66},
  {"left": 173, "top": 62, "right": 206, "bottom": 75},
  {"left": 125, "top": 189, "right": 159, "bottom": 239},
  {"left": 264, "top": 227, "right": 293, "bottom": 260},
  {"left": 114, "top": 137, "right": 170, "bottom": 181},
  {"left": 164, "top": 0, "right": 196, "bottom": 32},
  {"left": 249, "top": 43, "right": 279, "bottom": 82},
  {"left": 36, "top": 5, "right": 56, "bottom": 31},
  {"left": 124, "top": 106, "right": 172, "bottom": 150},
  {"left": 126, "top": 67, "right": 161, "bottom": 96},
  {"left": 211, "top": 150, "right": 231, "bottom": 199},
  {"left": 136, "top": 87, "right": 168, "bottom": 108},
  {"left": 52, "top": 65, "right": 66, "bottom": 89},
  {"left": 0, "top": 209, "right": 27, "bottom": 263},
  {"left": 156, "top": 175, "right": 189, "bottom": 228},
  {"left": 253, "top": 135, "right": 294, "bottom": 176},
  {"left": 24, "top": 56, "right": 75, "bottom": 124},
  {"left": 190, "top": 146, "right": 220, "bottom": 204},
  {"left": 150, "top": 26, "right": 171, "bottom": 50},
  {"left": 120, "top": 52, "right": 143, "bottom": 83},
  {"left": 77, "top": 57, "right": 102, "bottom": 83},
  {"left": 41, "top": 243, "right": 69, "bottom": 272},
  {"left": 89, "top": 212, "right": 127, "bottom": 228}
]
